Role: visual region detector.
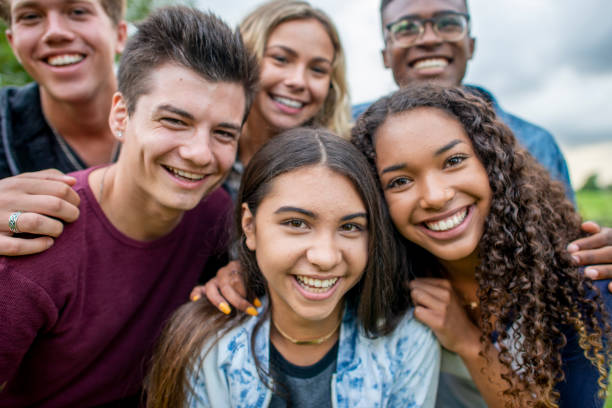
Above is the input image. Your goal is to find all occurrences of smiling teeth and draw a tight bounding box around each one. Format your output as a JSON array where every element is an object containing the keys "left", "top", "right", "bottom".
[
  {"left": 296, "top": 276, "right": 338, "bottom": 293},
  {"left": 273, "top": 96, "right": 304, "bottom": 109},
  {"left": 165, "top": 166, "right": 204, "bottom": 181},
  {"left": 413, "top": 58, "right": 448, "bottom": 70},
  {"left": 425, "top": 208, "right": 467, "bottom": 231},
  {"left": 47, "top": 54, "right": 84, "bottom": 66}
]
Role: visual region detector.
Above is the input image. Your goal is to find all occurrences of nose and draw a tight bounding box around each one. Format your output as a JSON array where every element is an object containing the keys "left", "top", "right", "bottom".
[
  {"left": 415, "top": 21, "right": 442, "bottom": 47},
  {"left": 284, "top": 64, "right": 307, "bottom": 90},
  {"left": 418, "top": 173, "right": 455, "bottom": 210},
  {"left": 42, "top": 12, "right": 76, "bottom": 44},
  {"left": 179, "top": 130, "right": 214, "bottom": 167},
  {"left": 306, "top": 232, "right": 342, "bottom": 271}
]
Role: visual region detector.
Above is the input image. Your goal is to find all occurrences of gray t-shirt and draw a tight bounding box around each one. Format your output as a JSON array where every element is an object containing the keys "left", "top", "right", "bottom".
[{"left": 269, "top": 340, "right": 338, "bottom": 408}]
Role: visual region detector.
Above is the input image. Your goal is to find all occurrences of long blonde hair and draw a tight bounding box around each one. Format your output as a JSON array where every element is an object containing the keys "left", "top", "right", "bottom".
[{"left": 240, "top": 0, "right": 352, "bottom": 138}]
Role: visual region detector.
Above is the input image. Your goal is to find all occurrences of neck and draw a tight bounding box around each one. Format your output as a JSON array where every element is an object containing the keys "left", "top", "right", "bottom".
[
  {"left": 269, "top": 301, "right": 343, "bottom": 366},
  {"left": 239, "top": 113, "right": 279, "bottom": 166},
  {"left": 439, "top": 253, "right": 480, "bottom": 309},
  {"left": 89, "top": 165, "right": 184, "bottom": 241},
  {"left": 40, "top": 83, "right": 118, "bottom": 167}
]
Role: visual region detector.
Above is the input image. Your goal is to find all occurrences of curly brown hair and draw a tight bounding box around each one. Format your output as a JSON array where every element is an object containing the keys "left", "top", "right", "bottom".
[{"left": 351, "top": 84, "right": 611, "bottom": 407}]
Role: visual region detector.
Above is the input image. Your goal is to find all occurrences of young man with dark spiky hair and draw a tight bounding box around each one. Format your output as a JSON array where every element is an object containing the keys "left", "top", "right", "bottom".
[{"left": 0, "top": 6, "right": 258, "bottom": 406}]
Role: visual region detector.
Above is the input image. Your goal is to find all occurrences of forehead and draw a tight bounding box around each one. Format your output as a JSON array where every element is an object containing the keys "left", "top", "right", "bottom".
[
  {"left": 11, "top": 0, "right": 102, "bottom": 10},
  {"left": 266, "top": 18, "right": 335, "bottom": 60},
  {"left": 263, "top": 165, "right": 365, "bottom": 212},
  {"left": 382, "top": 0, "right": 467, "bottom": 25},
  {"left": 376, "top": 108, "right": 469, "bottom": 156},
  {"left": 135, "top": 63, "right": 245, "bottom": 122}
]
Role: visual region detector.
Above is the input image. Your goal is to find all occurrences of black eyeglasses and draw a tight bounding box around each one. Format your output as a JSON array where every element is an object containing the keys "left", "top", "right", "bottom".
[{"left": 386, "top": 12, "right": 470, "bottom": 47}]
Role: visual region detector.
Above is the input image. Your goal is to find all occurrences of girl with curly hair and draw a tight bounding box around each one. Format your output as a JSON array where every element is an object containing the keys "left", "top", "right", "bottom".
[
  {"left": 146, "top": 128, "right": 439, "bottom": 407},
  {"left": 351, "top": 84, "right": 612, "bottom": 408}
]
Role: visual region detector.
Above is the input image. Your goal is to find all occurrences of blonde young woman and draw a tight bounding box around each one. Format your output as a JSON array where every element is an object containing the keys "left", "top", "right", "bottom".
[{"left": 222, "top": 0, "right": 351, "bottom": 199}]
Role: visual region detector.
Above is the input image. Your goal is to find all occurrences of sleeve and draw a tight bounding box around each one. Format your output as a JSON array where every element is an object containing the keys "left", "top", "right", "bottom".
[
  {"left": 0, "top": 260, "right": 57, "bottom": 385},
  {"left": 186, "top": 340, "right": 231, "bottom": 408},
  {"left": 388, "top": 312, "right": 441, "bottom": 408}
]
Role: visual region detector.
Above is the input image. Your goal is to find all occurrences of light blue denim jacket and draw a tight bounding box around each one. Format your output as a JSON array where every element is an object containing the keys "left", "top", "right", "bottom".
[
  {"left": 188, "top": 305, "right": 440, "bottom": 407},
  {"left": 352, "top": 85, "right": 575, "bottom": 203}
]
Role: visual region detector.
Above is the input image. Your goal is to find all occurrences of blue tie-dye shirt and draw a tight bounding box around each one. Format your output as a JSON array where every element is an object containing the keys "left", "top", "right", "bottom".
[{"left": 188, "top": 304, "right": 440, "bottom": 407}]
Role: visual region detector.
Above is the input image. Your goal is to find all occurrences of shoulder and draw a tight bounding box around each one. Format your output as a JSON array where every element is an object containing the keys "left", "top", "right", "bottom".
[
  {"left": 351, "top": 100, "right": 374, "bottom": 121},
  {"left": 189, "top": 187, "right": 232, "bottom": 220}
]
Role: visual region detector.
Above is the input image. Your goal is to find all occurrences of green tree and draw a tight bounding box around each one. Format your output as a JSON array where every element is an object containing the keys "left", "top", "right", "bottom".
[
  {"left": 0, "top": 0, "right": 193, "bottom": 87},
  {"left": 580, "top": 173, "right": 601, "bottom": 192}
]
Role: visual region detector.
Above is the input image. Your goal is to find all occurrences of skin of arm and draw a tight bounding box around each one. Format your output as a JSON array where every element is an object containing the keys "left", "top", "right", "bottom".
[
  {"left": 0, "top": 170, "right": 80, "bottom": 256},
  {"left": 409, "top": 278, "right": 538, "bottom": 407}
]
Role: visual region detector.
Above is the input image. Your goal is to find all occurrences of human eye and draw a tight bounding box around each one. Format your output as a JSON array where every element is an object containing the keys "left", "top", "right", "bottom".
[
  {"left": 15, "top": 10, "right": 42, "bottom": 24},
  {"left": 160, "top": 117, "right": 187, "bottom": 128},
  {"left": 339, "top": 222, "right": 365, "bottom": 234},
  {"left": 282, "top": 219, "right": 309, "bottom": 230},
  {"left": 435, "top": 13, "right": 466, "bottom": 34},
  {"left": 268, "top": 53, "right": 288, "bottom": 64},
  {"left": 390, "top": 18, "right": 420, "bottom": 37},
  {"left": 214, "top": 129, "right": 238, "bottom": 143},
  {"left": 444, "top": 154, "right": 468, "bottom": 168},
  {"left": 385, "top": 176, "right": 412, "bottom": 190},
  {"left": 310, "top": 64, "right": 330, "bottom": 76}
]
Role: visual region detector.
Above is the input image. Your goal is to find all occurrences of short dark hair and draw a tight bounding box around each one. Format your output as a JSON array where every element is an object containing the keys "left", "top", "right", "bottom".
[
  {"left": 117, "top": 6, "right": 259, "bottom": 121},
  {"left": 0, "top": 0, "right": 125, "bottom": 26}
]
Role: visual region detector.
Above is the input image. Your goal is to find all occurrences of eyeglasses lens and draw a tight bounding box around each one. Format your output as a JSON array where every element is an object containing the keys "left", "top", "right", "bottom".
[{"left": 390, "top": 14, "right": 468, "bottom": 46}]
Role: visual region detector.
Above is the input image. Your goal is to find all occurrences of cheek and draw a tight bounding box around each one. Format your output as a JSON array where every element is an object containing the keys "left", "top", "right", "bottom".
[{"left": 310, "top": 78, "right": 331, "bottom": 105}]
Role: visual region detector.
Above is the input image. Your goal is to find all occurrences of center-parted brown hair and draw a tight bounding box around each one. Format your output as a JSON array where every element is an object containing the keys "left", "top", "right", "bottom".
[
  {"left": 117, "top": 6, "right": 259, "bottom": 122},
  {"left": 0, "top": 0, "right": 125, "bottom": 26},
  {"left": 351, "top": 84, "right": 611, "bottom": 407},
  {"left": 146, "top": 127, "right": 407, "bottom": 407}
]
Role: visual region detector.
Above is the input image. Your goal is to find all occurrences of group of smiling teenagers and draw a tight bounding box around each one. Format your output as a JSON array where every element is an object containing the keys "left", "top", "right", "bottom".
[{"left": 1, "top": 0, "right": 612, "bottom": 407}]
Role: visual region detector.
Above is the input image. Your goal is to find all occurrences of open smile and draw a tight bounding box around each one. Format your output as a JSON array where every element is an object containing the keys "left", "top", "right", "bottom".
[
  {"left": 293, "top": 275, "right": 341, "bottom": 300},
  {"left": 162, "top": 165, "right": 205, "bottom": 182},
  {"left": 417, "top": 205, "right": 474, "bottom": 239},
  {"left": 44, "top": 53, "right": 86, "bottom": 67}
]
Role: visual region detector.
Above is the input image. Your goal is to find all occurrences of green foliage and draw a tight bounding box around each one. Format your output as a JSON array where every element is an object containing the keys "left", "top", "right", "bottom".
[
  {"left": 577, "top": 189, "right": 612, "bottom": 227},
  {"left": 580, "top": 173, "right": 601, "bottom": 191}
]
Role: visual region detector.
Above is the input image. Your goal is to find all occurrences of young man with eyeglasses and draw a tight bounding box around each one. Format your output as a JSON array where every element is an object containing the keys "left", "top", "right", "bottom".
[{"left": 351, "top": 0, "right": 612, "bottom": 282}]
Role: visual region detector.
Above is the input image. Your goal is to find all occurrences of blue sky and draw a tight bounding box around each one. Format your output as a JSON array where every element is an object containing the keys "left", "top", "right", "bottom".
[{"left": 197, "top": 0, "right": 612, "bottom": 147}]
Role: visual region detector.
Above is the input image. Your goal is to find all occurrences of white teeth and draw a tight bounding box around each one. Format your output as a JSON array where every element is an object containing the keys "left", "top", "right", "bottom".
[
  {"left": 273, "top": 96, "right": 304, "bottom": 109},
  {"left": 425, "top": 208, "right": 467, "bottom": 231},
  {"left": 413, "top": 58, "right": 448, "bottom": 70},
  {"left": 296, "top": 276, "right": 338, "bottom": 293},
  {"left": 165, "top": 165, "right": 204, "bottom": 181},
  {"left": 47, "top": 54, "right": 84, "bottom": 66}
]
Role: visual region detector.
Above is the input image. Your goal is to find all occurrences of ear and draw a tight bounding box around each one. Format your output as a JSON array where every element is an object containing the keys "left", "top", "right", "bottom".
[
  {"left": 114, "top": 21, "right": 128, "bottom": 55},
  {"left": 241, "top": 203, "right": 257, "bottom": 251},
  {"left": 381, "top": 47, "right": 391, "bottom": 69},
  {"left": 467, "top": 36, "right": 476, "bottom": 61},
  {"left": 5, "top": 29, "right": 22, "bottom": 65},
  {"left": 109, "top": 92, "right": 128, "bottom": 142}
]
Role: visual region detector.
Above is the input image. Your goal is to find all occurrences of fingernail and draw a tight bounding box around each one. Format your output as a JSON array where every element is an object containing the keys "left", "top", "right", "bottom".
[
  {"left": 571, "top": 255, "right": 580, "bottom": 265},
  {"left": 585, "top": 268, "right": 598, "bottom": 279},
  {"left": 246, "top": 306, "right": 258, "bottom": 316},
  {"left": 253, "top": 298, "right": 262, "bottom": 308},
  {"left": 219, "top": 302, "right": 231, "bottom": 315},
  {"left": 567, "top": 243, "right": 579, "bottom": 252},
  {"left": 191, "top": 295, "right": 201, "bottom": 302}
]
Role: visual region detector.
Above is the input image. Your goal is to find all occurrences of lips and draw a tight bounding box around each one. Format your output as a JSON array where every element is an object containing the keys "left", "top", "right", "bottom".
[
  {"left": 424, "top": 207, "right": 467, "bottom": 231},
  {"left": 272, "top": 95, "right": 305, "bottom": 109},
  {"left": 162, "top": 165, "right": 205, "bottom": 181},
  {"left": 295, "top": 275, "right": 339, "bottom": 293},
  {"left": 45, "top": 53, "right": 85, "bottom": 67},
  {"left": 412, "top": 57, "right": 449, "bottom": 70}
]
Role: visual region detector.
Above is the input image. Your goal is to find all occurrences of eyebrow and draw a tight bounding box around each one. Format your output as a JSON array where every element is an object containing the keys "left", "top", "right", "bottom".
[
  {"left": 381, "top": 163, "right": 407, "bottom": 175},
  {"left": 274, "top": 206, "right": 366, "bottom": 221},
  {"left": 266, "top": 45, "right": 333, "bottom": 65},
  {"left": 155, "top": 104, "right": 241, "bottom": 131},
  {"left": 434, "top": 139, "right": 464, "bottom": 156}
]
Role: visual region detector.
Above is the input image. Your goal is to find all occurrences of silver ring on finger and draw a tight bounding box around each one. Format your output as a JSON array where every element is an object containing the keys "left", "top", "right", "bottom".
[{"left": 8, "top": 211, "right": 23, "bottom": 234}]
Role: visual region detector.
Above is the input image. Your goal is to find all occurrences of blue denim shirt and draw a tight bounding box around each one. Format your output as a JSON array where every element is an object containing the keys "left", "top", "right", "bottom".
[
  {"left": 352, "top": 85, "right": 575, "bottom": 203},
  {"left": 188, "top": 304, "right": 440, "bottom": 407}
]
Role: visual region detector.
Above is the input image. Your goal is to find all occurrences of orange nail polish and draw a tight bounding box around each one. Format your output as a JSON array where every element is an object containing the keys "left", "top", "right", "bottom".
[
  {"left": 219, "top": 302, "right": 231, "bottom": 315},
  {"left": 253, "top": 298, "right": 262, "bottom": 308},
  {"left": 246, "top": 306, "right": 258, "bottom": 316}
]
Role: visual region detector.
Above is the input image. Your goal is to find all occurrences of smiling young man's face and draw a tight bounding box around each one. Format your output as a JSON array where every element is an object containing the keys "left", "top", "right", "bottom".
[
  {"left": 110, "top": 63, "right": 245, "bottom": 213},
  {"left": 381, "top": 0, "right": 474, "bottom": 88},
  {"left": 6, "top": 0, "right": 126, "bottom": 103}
]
